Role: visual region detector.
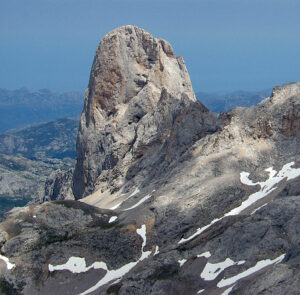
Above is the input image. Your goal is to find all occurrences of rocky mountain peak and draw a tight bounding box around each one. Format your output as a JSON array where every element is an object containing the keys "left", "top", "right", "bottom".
[
  {"left": 84, "top": 25, "right": 195, "bottom": 125},
  {"left": 73, "top": 25, "right": 215, "bottom": 199},
  {"left": 270, "top": 82, "right": 300, "bottom": 104}
]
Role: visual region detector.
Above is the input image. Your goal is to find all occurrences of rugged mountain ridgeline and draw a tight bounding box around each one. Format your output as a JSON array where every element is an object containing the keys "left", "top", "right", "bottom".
[
  {"left": 0, "top": 87, "right": 270, "bottom": 217},
  {"left": 0, "top": 88, "right": 83, "bottom": 132},
  {"left": 0, "top": 118, "right": 78, "bottom": 217},
  {"left": 0, "top": 26, "right": 300, "bottom": 295}
]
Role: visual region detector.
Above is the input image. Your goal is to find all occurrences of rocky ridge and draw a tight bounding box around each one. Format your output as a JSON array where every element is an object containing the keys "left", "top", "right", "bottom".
[{"left": 0, "top": 26, "right": 300, "bottom": 295}]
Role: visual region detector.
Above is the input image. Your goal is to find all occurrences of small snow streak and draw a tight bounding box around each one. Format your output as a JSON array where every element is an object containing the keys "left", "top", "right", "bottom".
[
  {"left": 217, "top": 254, "right": 285, "bottom": 288},
  {"left": 200, "top": 258, "right": 245, "bottom": 281},
  {"left": 221, "top": 285, "right": 235, "bottom": 295},
  {"left": 78, "top": 224, "right": 151, "bottom": 295},
  {"left": 179, "top": 219, "right": 220, "bottom": 244},
  {"left": 251, "top": 203, "right": 268, "bottom": 215},
  {"left": 0, "top": 254, "right": 15, "bottom": 270},
  {"left": 108, "top": 216, "right": 118, "bottom": 223},
  {"left": 197, "top": 251, "right": 211, "bottom": 258},
  {"left": 110, "top": 203, "right": 121, "bottom": 210},
  {"left": 48, "top": 224, "right": 154, "bottom": 295},
  {"left": 178, "top": 259, "right": 187, "bottom": 267},
  {"left": 179, "top": 162, "right": 300, "bottom": 244},
  {"left": 109, "top": 187, "right": 140, "bottom": 210},
  {"left": 154, "top": 246, "right": 160, "bottom": 256},
  {"left": 123, "top": 194, "right": 151, "bottom": 211},
  {"left": 49, "top": 257, "right": 107, "bottom": 274}
]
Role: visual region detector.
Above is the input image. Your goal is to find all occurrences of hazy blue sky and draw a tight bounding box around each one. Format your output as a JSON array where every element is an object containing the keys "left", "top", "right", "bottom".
[{"left": 1, "top": 0, "right": 299, "bottom": 92}]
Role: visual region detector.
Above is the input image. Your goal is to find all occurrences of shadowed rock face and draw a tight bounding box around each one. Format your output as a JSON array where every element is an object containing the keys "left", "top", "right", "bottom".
[
  {"left": 73, "top": 25, "right": 216, "bottom": 199},
  {"left": 1, "top": 26, "right": 300, "bottom": 295}
]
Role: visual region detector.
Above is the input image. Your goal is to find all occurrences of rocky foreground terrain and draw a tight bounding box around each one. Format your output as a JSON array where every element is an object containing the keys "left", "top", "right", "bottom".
[{"left": 0, "top": 26, "right": 300, "bottom": 295}]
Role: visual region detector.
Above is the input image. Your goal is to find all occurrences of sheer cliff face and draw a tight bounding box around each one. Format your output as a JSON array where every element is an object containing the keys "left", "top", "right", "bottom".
[{"left": 73, "top": 25, "right": 216, "bottom": 199}]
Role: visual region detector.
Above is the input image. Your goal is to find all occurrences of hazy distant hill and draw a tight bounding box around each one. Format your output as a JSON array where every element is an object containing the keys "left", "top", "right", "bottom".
[
  {"left": 0, "top": 88, "right": 272, "bottom": 132},
  {"left": 0, "top": 116, "right": 79, "bottom": 159},
  {"left": 196, "top": 89, "right": 271, "bottom": 113},
  {"left": 0, "top": 87, "right": 83, "bottom": 132},
  {"left": 0, "top": 117, "right": 79, "bottom": 218},
  {"left": 0, "top": 153, "right": 74, "bottom": 218}
]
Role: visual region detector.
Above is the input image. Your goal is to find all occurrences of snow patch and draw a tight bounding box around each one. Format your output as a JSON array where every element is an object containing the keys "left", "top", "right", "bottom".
[
  {"left": 197, "top": 251, "right": 211, "bottom": 258},
  {"left": 251, "top": 203, "right": 268, "bottom": 215},
  {"left": 179, "top": 219, "right": 220, "bottom": 244},
  {"left": 221, "top": 285, "right": 235, "bottom": 295},
  {"left": 197, "top": 289, "right": 205, "bottom": 294},
  {"left": 0, "top": 254, "right": 15, "bottom": 270},
  {"left": 78, "top": 224, "right": 151, "bottom": 295},
  {"left": 109, "top": 188, "right": 140, "bottom": 210},
  {"left": 217, "top": 254, "right": 285, "bottom": 288},
  {"left": 200, "top": 258, "right": 245, "bottom": 281},
  {"left": 123, "top": 194, "right": 151, "bottom": 211},
  {"left": 48, "top": 224, "right": 154, "bottom": 295},
  {"left": 110, "top": 203, "right": 121, "bottom": 210},
  {"left": 179, "top": 162, "right": 300, "bottom": 244},
  {"left": 129, "top": 187, "right": 140, "bottom": 198},
  {"left": 178, "top": 259, "right": 187, "bottom": 267},
  {"left": 49, "top": 257, "right": 107, "bottom": 274},
  {"left": 108, "top": 216, "right": 118, "bottom": 223},
  {"left": 154, "top": 246, "right": 159, "bottom": 256}
]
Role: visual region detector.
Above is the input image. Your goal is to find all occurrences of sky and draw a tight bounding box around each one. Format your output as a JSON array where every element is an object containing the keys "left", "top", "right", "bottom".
[{"left": 0, "top": 0, "right": 299, "bottom": 93}]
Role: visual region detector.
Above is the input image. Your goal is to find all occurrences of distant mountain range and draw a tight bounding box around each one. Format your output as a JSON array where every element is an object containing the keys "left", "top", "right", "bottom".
[
  {"left": 0, "top": 116, "right": 79, "bottom": 160},
  {"left": 0, "top": 87, "right": 272, "bottom": 133},
  {"left": 0, "top": 88, "right": 82, "bottom": 217},
  {"left": 0, "top": 153, "right": 74, "bottom": 218},
  {"left": 0, "top": 117, "right": 79, "bottom": 218},
  {"left": 196, "top": 89, "right": 271, "bottom": 113},
  {"left": 0, "top": 87, "right": 83, "bottom": 132}
]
